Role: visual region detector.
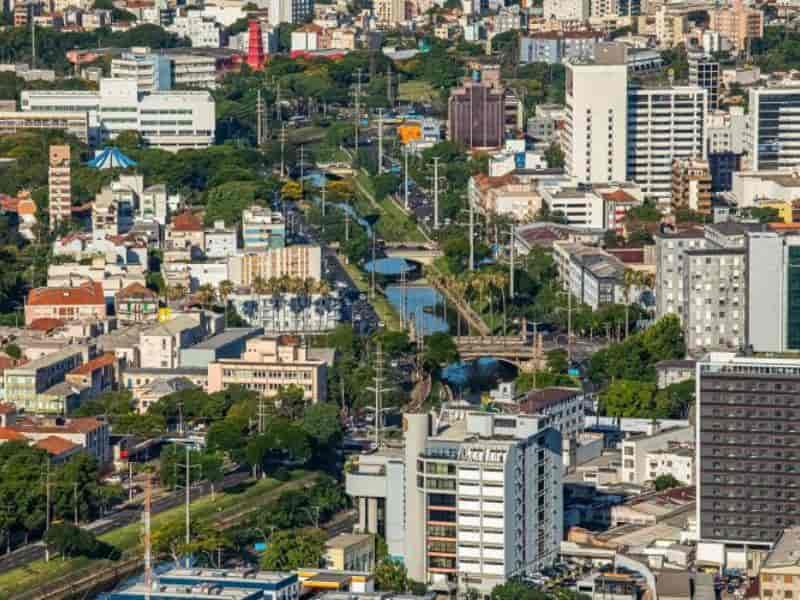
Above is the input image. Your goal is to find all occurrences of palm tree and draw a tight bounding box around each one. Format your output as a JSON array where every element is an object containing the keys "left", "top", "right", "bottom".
[
  {"left": 252, "top": 276, "right": 269, "bottom": 295},
  {"left": 196, "top": 284, "right": 216, "bottom": 310},
  {"left": 491, "top": 271, "right": 509, "bottom": 336},
  {"left": 167, "top": 284, "right": 187, "bottom": 304},
  {"left": 219, "top": 280, "right": 234, "bottom": 304}
]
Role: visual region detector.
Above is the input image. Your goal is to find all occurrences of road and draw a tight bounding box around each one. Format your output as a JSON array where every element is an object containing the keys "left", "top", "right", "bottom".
[{"left": 0, "top": 471, "right": 250, "bottom": 574}]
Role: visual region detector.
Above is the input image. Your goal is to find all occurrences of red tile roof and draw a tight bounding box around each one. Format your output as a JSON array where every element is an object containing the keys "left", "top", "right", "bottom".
[
  {"left": 116, "top": 282, "right": 158, "bottom": 301},
  {"left": 0, "top": 402, "right": 16, "bottom": 414},
  {"left": 601, "top": 189, "right": 639, "bottom": 204},
  {"left": 69, "top": 352, "right": 116, "bottom": 376},
  {"left": 29, "top": 318, "right": 65, "bottom": 332},
  {"left": 0, "top": 427, "right": 25, "bottom": 441},
  {"left": 15, "top": 416, "right": 105, "bottom": 435},
  {"left": 170, "top": 211, "right": 203, "bottom": 232},
  {"left": 519, "top": 387, "right": 581, "bottom": 413},
  {"left": 34, "top": 435, "right": 80, "bottom": 456},
  {"left": 27, "top": 281, "right": 104, "bottom": 307},
  {"left": 0, "top": 358, "right": 25, "bottom": 373}
]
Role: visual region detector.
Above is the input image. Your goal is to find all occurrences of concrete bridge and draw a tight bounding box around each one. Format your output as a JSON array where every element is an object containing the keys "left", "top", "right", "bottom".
[
  {"left": 384, "top": 242, "right": 443, "bottom": 266},
  {"left": 317, "top": 161, "right": 354, "bottom": 177},
  {"left": 453, "top": 335, "right": 609, "bottom": 371}
]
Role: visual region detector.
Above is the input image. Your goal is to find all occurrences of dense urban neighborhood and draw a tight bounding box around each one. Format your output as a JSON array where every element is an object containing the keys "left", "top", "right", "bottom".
[{"left": 0, "top": 0, "right": 797, "bottom": 598}]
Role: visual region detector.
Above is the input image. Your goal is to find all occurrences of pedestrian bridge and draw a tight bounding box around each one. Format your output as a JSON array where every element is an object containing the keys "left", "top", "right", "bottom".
[{"left": 384, "top": 243, "right": 443, "bottom": 266}]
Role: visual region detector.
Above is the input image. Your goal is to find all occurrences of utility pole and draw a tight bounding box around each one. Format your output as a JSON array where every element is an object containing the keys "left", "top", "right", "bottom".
[
  {"left": 185, "top": 443, "right": 191, "bottom": 561},
  {"left": 354, "top": 68, "right": 363, "bottom": 154},
  {"left": 377, "top": 108, "right": 384, "bottom": 174},
  {"left": 31, "top": 20, "right": 35, "bottom": 70},
  {"left": 257, "top": 396, "right": 267, "bottom": 434},
  {"left": 469, "top": 199, "right": 475, "bottom": 271},
  {"left": 257, "top": 88, "right": 263, "bottom": 146},
  {"left": 280, "top": 123, "right": 287, "bottom": 178},
  {"left": 44, "top": 458, "right": 50, "bottom": 562},
  {"left": 567, "top": 290, "right": 573, "bottom": 363},
  {"left": 403, "top": 145, "right": 409, "bottom": 210},
  {"left": 144, "top": 476, "right": 153, "bottom": 591},
  {"left": 321, "top": 173, "right": 327, "bottom": 233},
  {"left": 299, "top": 144, "right": 305, "bottom": 195},
  {"left": 128, "top": 460, "right": 134, "bottom": 502},
  {"left": 432, "top": 156, "right": 440, "bottom": 230},
  {"left": 73, "top": 482, "right": 79, "bottom": 525},
  {"left": 370, "top": 232, "right": 377, "bottom": 299},
  {"left": 509, "top": 222, "right": 515, "bottom": 300}
]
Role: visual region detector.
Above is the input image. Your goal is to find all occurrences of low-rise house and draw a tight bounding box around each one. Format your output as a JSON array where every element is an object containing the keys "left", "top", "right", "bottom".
[
  {"left": 139, "top": 316, "right": 206, "bottom": 369},
  {"left": 621, "top": 424, "right": 694, "bottom": 485},
  {"left": 115, "top": 283, "right": 159, "bottom": 323},
  {"left": 65, "top": 352, "right": 117, "bottom": 399},
  {"left": 24, "top": 280, "right": 107, "bottom": 326},
  {"left": 134, "top": 376, "right": 197, "bottom": 413},
  {"left": 324, "top": 534, "right": 375, "bottom": 572},
  {"left": 468, "top": 173, "right": 542, "bottom": 221},
  {"left": 655, "top": 360, "right": 696, "bottom": 389},
  {"left": 53, "top": 232, "right": 148, "bottom": 266},
  {"left": 165, "top": 210, "right": 205, "bottom": 259},
  {"left": 204, "top": 219, "right": 237, "bottom": 258},
  {"left": 122, "top": 366, "right": 208, "bottom": 403},
  {"left": 4, "top": 347, "right": 85, "bottom": 413},
  {"left": 760, "top": 527, "right": 800, "bottom": 600},
  {"left": 207, "top": 335, "right": 328, "bottom": 402}
]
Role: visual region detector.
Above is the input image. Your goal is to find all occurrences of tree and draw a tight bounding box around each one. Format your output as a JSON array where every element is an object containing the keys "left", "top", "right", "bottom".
[
  {"left": 601, "top": 379, "right": 658, "bottom": 418},
  {"left": 491, "top": 580, "right": 549, "bottom": 600},
  {"left": 373, "top": 174, "right": 400, "bottom": 201},
  {"left": 654, "top": 473, "right": 682, "bottom": 491},
  {"left": 422, "top": 332, "right": 459, "bottom": 372},
  {"left": 44, "top": 523, "right": 119, "bottom": 560},
  {"left": 544, "top": 142, "right": 565, "bottom": 169},
  {"left": 375, "top": 559, "right": 408, "bottom": 592},
  {"left": 281, "top": 181, "right": 303, "bottom": 202},
  {"left": 302, "top": 403, "right": 343, "bottom": 450},
  {"left": 260, "top": 529, "right": 325, "bottom": 570},
  {"left": 206, "top": 416, "right": 249, "bottom": 461},
  {"left": 2, "top": 343, "right": 20, "bottom": 359},
  {"left": 276, "top": 384, "right": 307, "bottom": 420}
]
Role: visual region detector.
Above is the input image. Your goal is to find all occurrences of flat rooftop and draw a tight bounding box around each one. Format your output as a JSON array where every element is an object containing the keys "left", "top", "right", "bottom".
[{"left": 184, "top": 328, "right": 262, "bottom": 351}]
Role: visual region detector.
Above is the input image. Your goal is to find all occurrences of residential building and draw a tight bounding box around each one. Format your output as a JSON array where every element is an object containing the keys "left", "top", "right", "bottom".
[
  {"left": 324, "top": 535, "right": 375, "bottom": 572},
  {"left": 468, "top": 173, "right": 541, "bottom": 221},
  {"left": 133, "top": 376, "right": 197, "bottom": 413},
  {"left": 47, "top": 259, "right": 147, "bottom": 300},
  {"left": 601, "top": 186, "right": 643, "bottom": 237},
  {"left": 645, "top": 444, "right": 694, "bottom": 484},
  {"left": 746, "top": 230, "right": 800, "bottom": 353},
  {"left": 655, "top": 359, "right": 696, "bottom": 388},
  {"left": 242, "top": 206, "right": 286, "bottom": 250},
  {"left": 48, "top": 145, "right": 71, "bottom": 229},
  {"left": 689, "top": 51, "right": 720, "bottom": 111},
  {"left": 747, "top": 87, "right": 800, "bottom": 171},
  {"left": 732, "top": 170, "right": 800, "bottom": 209},
  {"left": 519, "top": 31, "right": 601, "bottom": 65},
  {"left": 543, "top": 0, "right": 590, "bottom": 20},
  {"left": 620, "top": 424, "right": 693, "bottom": 485},
  {"left": 627, "top": 85, "right": 708, "bottom": 201},
  {"left": 65, "top": 352, "right": 116, "bottom": 400},
  {"left": 707, "top": 106, "right": 747, "bottom": 154},
  {"left": 179, "top": 327, "right": 263, "bottom": 368},
  {"left": 541, "top": 187, "right": 607, "bottom": 230},
  {"left": 268, "top": 0, "right": 314, "bottom": 24},
  {"left": 115, "top": 282, "right": 159, "bottom": 324},
  {"left": 229, "top": 289, "right": 340, "bottom": 333},
  {"left": 93, "top": 174, "right": 145, "bottom": 237},
  {"left": 122, "top": 366, "right": 208, "bottom": 397},
  {"left": 553, "top": 242, "right": 625, "bottom": 309},
  {"left": 21, "top": 78, "right": 215, "bottom": 151},
  {"left": 139, "top": 316, "right": 206, "bottom": 369},
  {"left": 169, "top": 53, "right": 218, "bottom": 89},
  {"left": 140, "top": 184, "right": 170, "bottom": 225},
  {"left": 672, "top": 158, "right": 712, "bottom": 215},
  {"left": 4, "top": 347, "right": 85, "bottom": 413},
  {"left": 655, "top": 6, "right": 687, "bottom": 48},
  {"left": 374, "top": 0, "right": 404, "bottom": 25},
  {"left": 228, "top": 245, "right": 323, "bottom": 287},
  {"left": 527, "top": 103, "right": 564, "bottom": 145},
  {"left": 759, "top": 527, "right": 800, "bottom": 600},
  {"left": 564, "top": 44, "right": 628, "bottom": 184},
  {"left": 402, "top": 412, "right": 562, "bottom": 595},
  {"left": 519, "top": 387, "right": 587, "bottom": 467},
  {"left": 169, "top": 11, "right": 222, "bottom": 47},
  {"left": 708, "top": 0, "right": 763, "bottom": 53},
  {"left": 696, "top": 354, "right": 800, "bottom": 549},
  {"left": 110, "top": 47, "right": 172, "bottom": 93},
  {"left": 207, "top": 335, "right": 328, "bottom": 402},
  {"left": 346, "top": 449, "right": 406, "bottom": 560},
  {"left": 166, "top": 211, "right": 206, "bottom": 259},
  {"left": 24, "top": 280, "right": 106, "bottom": 325},
  {"left": 204, "top": 220, "right": 238, "bottom": 258},
  {"left": 447, "top": 78, "right": 505, "bottom": 150},
  {"left": 0, "top": 111, "right": 88, "bottom": 142}
]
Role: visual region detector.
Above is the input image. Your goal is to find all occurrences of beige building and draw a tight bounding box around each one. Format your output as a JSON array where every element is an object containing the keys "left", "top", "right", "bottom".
[
  {"left": 0, "top": 111, "right": 88, "bottom": 142},
  {"left": 207, "top": 335, "right": 328, "bottom": 402},
  {"left": 709, "top": 0, "right": 763, "bottom": 53},
  {"left": 672, "top": 158, "right": 712, "bottom": 215},
  {"left": 324, "top": 534, "right": 375, "bottom": 572},
  {"left": 166, "top": 211, "right": 206, "bottom": 259},
  {"left": 228, "top": 245, "right": 322, "bottom": 287},
  {"left": 48, "top": 145, "right": 71, "bottom": 229},
  {"left": 655, "top": 6, "right": 687, "bottom": 49},
  {"left": 760, "top": 527, "right": 800, "bottom": 600},
  {"left": 374, "top": 0, "right": 405, "bottom": 25},
  {"left": 468, "top": 173, "right": 542, "bottom": 221}
]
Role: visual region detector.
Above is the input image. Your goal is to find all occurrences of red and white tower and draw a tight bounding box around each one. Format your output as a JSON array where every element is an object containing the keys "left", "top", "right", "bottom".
[{"left": 246, "top": 20, "right": 265, "bottom": 70}]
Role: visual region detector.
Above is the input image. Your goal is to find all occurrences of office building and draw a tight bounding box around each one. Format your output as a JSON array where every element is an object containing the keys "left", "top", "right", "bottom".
[
  {"left": 564, "top": 45, "right": 628, "bottom": 184},
  {"left": 268, "top": 0, "right": 314, "bottom": 24},
  {"left": 48, "top": 145, "right": 71, "bottom": 229},
  {"left": 689, "top": 52, "right": 720, "bottom": 111},
  {"left": 0, "top": 111, "right": 88, "bottom": 142},
  {"left": 403, "top": 412, "right": 562, "bottom": 595},
  {"left": 672, "top": 158, "right": 712, "bottom": 215},
  {"left": 242, "top": 206, "right": 286, "bottom": 250},
  {"left": 110, "top": 47, "right": 172, "bottom": 93},
  {"left": 448, "top": 79, "right": 505, "bottom": 150},
  {"left": 696, "top": 354, "right": 800, "bottom": 549},
  {"left": 759, "top": 527, "right": 800, "bottom": 600},
  {"left": 207, "top": 335, "right": 328, "bottom": 402},
  {"left": 228, "top": 245, "right": 322, "bottom": 287},
  {"left": 747, "top": 87, "right": 800, "bottom": 171},
  {"left": 21, "top": 78, "right": 215, "bottom": 151},
  {"left": 746, "top": 230, "right": 800, "bottom": 353}
]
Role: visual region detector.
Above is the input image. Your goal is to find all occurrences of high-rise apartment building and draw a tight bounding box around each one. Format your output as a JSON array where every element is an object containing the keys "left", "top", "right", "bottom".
[
  {"left": 374, "top": 0, "right": 405, "bottom": 24},
  {"left": 708, "top": 0, "right": 763, "bottom": 53},
  {"left": 672, "top": 157, "right": 712, "bottom": 215},
  {"left": 448, "top": 79, "right": 505, "bottom": 150},
  {"left": 747, "top": 87, "right": 800, "bottom": 171},
  {"left": 403, "top": 412, "right": 563, "bottom": 595},
  {"left": 110, "top": 47, "right": 172, "bottom": 93},
  {"left": 627, "top": 85, "right": 707, "bottom": 200},
  {"left": 268, "top": 0, "right": 314, "bottom": 24},
  {"left": 48, "top": 145, "right": 71, "bottom": 230},
  {"left": 689, "top": 52, "right": 720, "bottom": 111},
  {"left": 697, "top": 354, "right": 800, "bottom": 550},
  {"left": 564, "top": 44, "right": 628, "bottom": 184},
  {"left": 746, "top": 230, "right": 800, "bottom": 353},
  {"left": 241, "top": 206, "right": 286, "bottom": 250}
]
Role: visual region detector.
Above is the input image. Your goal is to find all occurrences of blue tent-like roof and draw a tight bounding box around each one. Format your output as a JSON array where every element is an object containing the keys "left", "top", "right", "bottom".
[{"left": 87, "top": 147, "right": 137, "bottom": 169}]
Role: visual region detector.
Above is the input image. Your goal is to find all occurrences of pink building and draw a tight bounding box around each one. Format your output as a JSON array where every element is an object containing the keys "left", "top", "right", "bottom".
[{"left": 24, "top": 280, "right": 107, "bottom": 326}]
